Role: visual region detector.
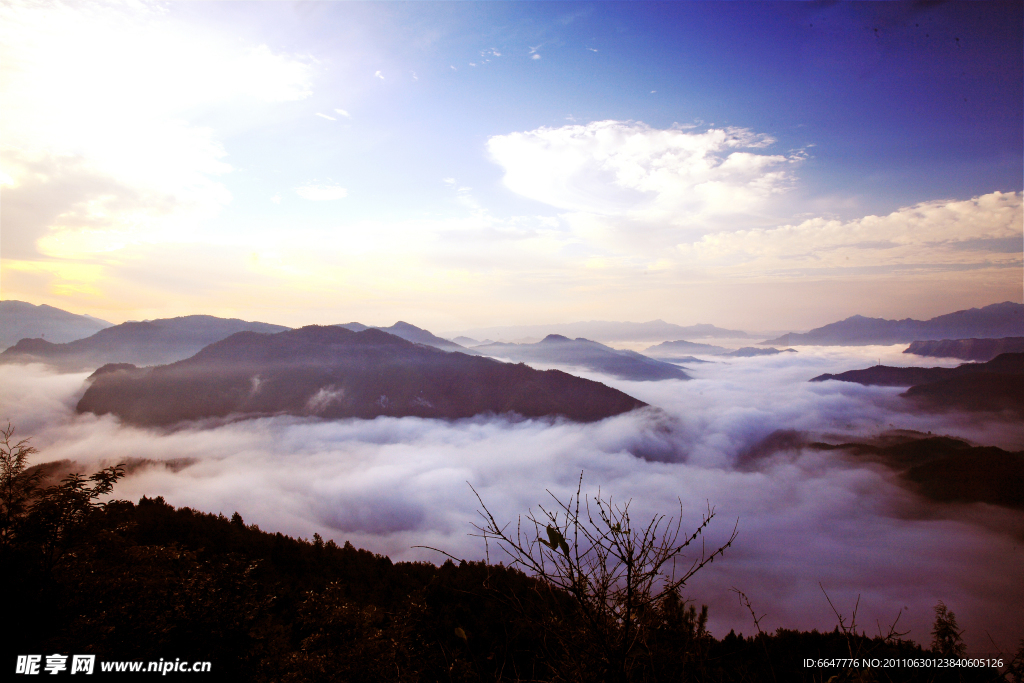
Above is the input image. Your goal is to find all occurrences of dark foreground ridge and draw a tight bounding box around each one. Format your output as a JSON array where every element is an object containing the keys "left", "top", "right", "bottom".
[
  {"left": 810, "top": 353, "right": 1024, "bottom": 416},
  {"left": 76, "top": 326, "right": 647, "bottom": 426},
  {"left": 4, "top": 485, "right": 1013, "bottom": 682}
]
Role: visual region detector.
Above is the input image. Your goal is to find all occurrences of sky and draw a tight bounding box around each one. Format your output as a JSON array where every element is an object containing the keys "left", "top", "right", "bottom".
[{"left": 1, "top": 0, "right": 1022, "bottom": 332}]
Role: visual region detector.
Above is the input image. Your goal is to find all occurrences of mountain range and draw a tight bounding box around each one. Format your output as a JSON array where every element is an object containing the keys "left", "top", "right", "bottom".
[
  {"left": 643, "top": 340, "right": 730, "bottom": 358},
  {"left": 762, "top": 301, "right": 1024, "bottom": 346},
  {"left": 903, "top": 337, "right": 1024, "bottom": 362},
  {"left": 810, "top": 352, "right": 1024, "bottom": 416},
  {"left": 474, "top": 335, "right": 690, "bottom": 381},
  {"left": 76, "top": 326, "right": 647, "bottom": 426},
  {"left": 642, "top": 340, "right": 794, "bottom": 359},
  {"left": 0, "top": 300, "right": 112, "bottom": 350},
  {"left": 447, "top": 320, "right": 750, "bottom": 343},
  {"left": 1, "top": 315, "right": 289, "bottom": 371},
  {"left": 337, "top": 321, "right": 466, "bottom": 352}
]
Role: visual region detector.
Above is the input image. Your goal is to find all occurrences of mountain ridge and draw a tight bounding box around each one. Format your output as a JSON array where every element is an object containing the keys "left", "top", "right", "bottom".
[
  {"left": 447, "top": 320, "right": 750, "bottom": 343},
  {"left": 903, "top": 336, "right": 1024, "bottom": 361},
  {"left": 76, "top": 325, "right": 648, "bottom": 426},
  {"left": 809, "top": 352, "right": 1024, "bottom": 416},
  {"left": 0, "top": 300, "right": 113, "bottom": 350},
  {"left": 762, "top": 301, "right": 1024, "bottom": 346},
  {"left": 475, "top": 335, "right": 690, "bottom": 381},
  {"left": 1, "top": 314, "right": 290, "bottom": 371}
]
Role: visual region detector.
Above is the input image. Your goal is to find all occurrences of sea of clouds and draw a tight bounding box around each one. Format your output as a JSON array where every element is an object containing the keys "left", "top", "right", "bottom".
[{"left": 2, "top": 344, "right": 1021, "bottom": 653}]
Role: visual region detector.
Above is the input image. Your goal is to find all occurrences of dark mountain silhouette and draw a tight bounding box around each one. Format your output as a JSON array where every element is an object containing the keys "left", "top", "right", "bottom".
[
  {"left": 0, "top": 300, "right": 112, "bottom": 349},
  {"left": 449, "top": 320, "right": 749, "bottom": 343},
  {"left": 1, "top": 315, "right": 289, "bottom": 371},
  {"left": 739, "top": 429, "right": 1024, "bottom": 511},
  {"left": 642, "top": 339, "right": 730, "bottom": 359},
  {"left": 810, "top": 353, "right": 1024, "bottom": 416},
  {"left": 76, "top": 326, "right": 647, "bottom": 426},
  {"left": 762, "top": 301, "right": 1024, "bottom": 346},
  {"left": 475, "top": 334, "right": 690, "bottom": 381},
  {"left": 903, "top": 336, "right": 1024, "bottom": 361},
  {"left": 337, "top": 321, "right": 466, "bottom": 351},
  {"left": 810, "top": 433, "right": 1024, "bottom": 511}
]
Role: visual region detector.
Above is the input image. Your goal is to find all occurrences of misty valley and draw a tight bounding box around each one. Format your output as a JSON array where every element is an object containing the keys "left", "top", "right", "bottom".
[{"left": 2, "top": 300, "right": 1023, "bottom": 680}]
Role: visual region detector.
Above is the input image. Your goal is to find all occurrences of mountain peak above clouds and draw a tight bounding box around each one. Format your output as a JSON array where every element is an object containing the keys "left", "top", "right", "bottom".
[
  {"left": 77, "top": 325, "right": 647, "bottom": 426},
  {"left": 762, "top": 302, "right": 1024, "bottom": 346},
  {"left": 0, "top": 300, "right": 113, "bottom": 350},
  {"left": 475, "top": 336, "right": 690, "bottom": 381},
  {"left": 446, "top": 320, "right": 750, "bottom": 344},
  {"left": 336, "top": 321, "right": 466, "bottom": 351},
  {"left": 1, "top": 313, "right": 289, "bottom": 371}
]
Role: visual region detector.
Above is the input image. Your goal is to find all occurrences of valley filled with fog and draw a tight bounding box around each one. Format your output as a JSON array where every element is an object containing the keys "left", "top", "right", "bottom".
[{"left": 3, "top": 342, "right": 1021, "bottom": 653}]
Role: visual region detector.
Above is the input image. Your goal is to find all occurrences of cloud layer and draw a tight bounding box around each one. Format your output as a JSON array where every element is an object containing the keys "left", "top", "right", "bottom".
[
  {"left": 3, "top": 346, "right": 1021, "bottom": 653},
  {"left": 678, "top": 191, "right": 1023, "bottom": 279},
  {"left": 488, "top": 120, "right": 800, "bottom": 225}
]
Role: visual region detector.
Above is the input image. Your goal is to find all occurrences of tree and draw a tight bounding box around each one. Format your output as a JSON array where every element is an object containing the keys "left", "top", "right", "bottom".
[
  {"left": 0, "top": 423, "right": 40, "bottom": 550},
  {"left": 931, "top": 600, "right": 966, "bottom": 658},
  {"left": 0, "top": 423, "right": 125, "bottom": 572},
  {"left": 466, "top": 473, "right": 738, "bottom": 682}
]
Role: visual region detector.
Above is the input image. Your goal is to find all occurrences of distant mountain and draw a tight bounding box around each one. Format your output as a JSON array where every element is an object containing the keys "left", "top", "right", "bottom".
[
  {"left": 762, "top": 301, "right": 1024, "bottom": 346},
  {"left": 810, "top": 353, "right": 1024, "bottom": 416},
  {"left": 452, "top": 336, "right": 481, "bottom": 347},
  {"left": 723, "top": 347, "right": 796, "bottom": 358},
  {"left": 1, "top": 315, "right": 289, "bottom": 371},
  {"left": 0, "top": 300, "right": 112, "bottom": 349},
  {"left": 337, "top": 321, "right": 466, "bottom": 352},
  {"left": 903, "top": 337, "right": 1024, "bottom": 361},
  {"left": 642, "top": 340, "right": 730, "bottom": 359},
  {"left": 475, "top": 334, "right": 690, "bottom": 381},
  {"left": 76, "top": 326, "right": 646, "bottom": 426},
  {"left": 448, "top": 320, "right": 749, "bottom": 343}
]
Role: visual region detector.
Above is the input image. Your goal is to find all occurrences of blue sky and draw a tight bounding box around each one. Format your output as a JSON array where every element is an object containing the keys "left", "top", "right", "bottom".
[{"left": 1, "top": 1, "right": 1021, "bottom": 331}]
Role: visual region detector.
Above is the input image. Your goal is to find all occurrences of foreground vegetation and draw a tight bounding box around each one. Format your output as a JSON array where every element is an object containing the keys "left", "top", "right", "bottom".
[{"left": 2, "top": 425, "right": 1020, "bottom": 682}]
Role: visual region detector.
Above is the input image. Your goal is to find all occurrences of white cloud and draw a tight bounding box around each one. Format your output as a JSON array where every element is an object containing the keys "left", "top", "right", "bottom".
[
  {"left": 532, "top": 54, "right": 541, "bottom": 60},
  {"left": 4, "top": 346, "right": 1022, "bottom": 652},
  {"left": 334, "top": 109, "right": 352, "bottom": 118},
  {"left": 678, "top": 191, "right": 1023, "bottom": 278},
  {"left": 374, "top": 70, "right": 384, "bottom": 80},
  {"left": 487, "top": 120, "right": 799, "bottom": 226},
  {"left": 315, "top": 112, "right": 337, "bottom": 121},
  {"left": 295, "top": 185, "right": 348, "bottom": 201},
  {"left": 270, "top": 195, "right": 281, "bottom": 205}
]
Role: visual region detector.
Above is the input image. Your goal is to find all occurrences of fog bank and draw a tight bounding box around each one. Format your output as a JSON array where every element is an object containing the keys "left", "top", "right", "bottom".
[{"left": 2, "top": 346, "right": 1021, "bottom": 653}]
